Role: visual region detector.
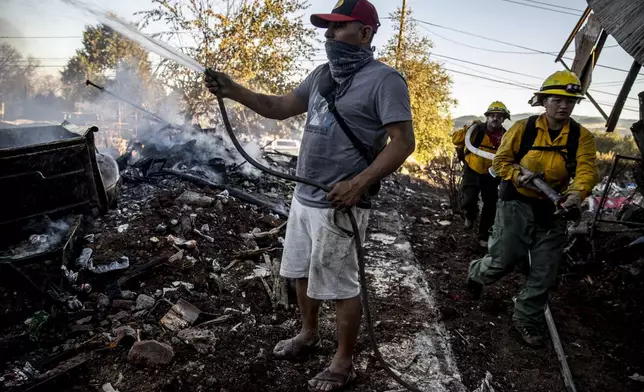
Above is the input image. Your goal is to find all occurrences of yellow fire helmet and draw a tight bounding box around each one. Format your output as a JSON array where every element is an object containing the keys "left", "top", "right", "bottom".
[
  {"left": 484, "top": 101, "right": 511, "bottom": 120},
  {"left": 533, "top": 70, "right": 585, "bottom": 99}
]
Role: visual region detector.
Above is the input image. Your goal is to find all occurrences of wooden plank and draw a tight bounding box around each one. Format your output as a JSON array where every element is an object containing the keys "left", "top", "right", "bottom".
[{"left": 588, "top": 0, "right": 644, "bottom": 65}]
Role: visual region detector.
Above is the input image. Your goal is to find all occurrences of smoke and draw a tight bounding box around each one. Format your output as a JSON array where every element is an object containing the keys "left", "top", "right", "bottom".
[
  {"left": 0, "top": 218, "right": 71, "bottom": 260},
  {"left": 55, "top": 0, "right": 273, "bottom": 180}
]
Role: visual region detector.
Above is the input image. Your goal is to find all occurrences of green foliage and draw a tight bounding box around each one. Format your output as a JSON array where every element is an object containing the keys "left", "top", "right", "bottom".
[
  {"left": 594, "top": 131, "right": 640, "bottom": 157},
  {"left": 138, "top": 0, "right": 316, "bottom": 129},
  {"left": 60, "top": 24, "right": 152, "bottom": 103},
  {"left": 379, "top": 7, "right": 455, "bottom": 165},
  {"left": 593, "top": 132, "right": 641, "bottom": 177}
]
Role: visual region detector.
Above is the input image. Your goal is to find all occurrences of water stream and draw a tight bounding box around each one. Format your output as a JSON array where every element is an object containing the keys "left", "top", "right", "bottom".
[{"left": 59, "top": 0, "right": 205, "bottom": 73}]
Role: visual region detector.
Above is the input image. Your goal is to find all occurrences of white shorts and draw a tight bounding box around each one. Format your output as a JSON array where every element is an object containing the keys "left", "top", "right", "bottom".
[{"left": 280, "top": 196, "right": 370, "bottom": 300}]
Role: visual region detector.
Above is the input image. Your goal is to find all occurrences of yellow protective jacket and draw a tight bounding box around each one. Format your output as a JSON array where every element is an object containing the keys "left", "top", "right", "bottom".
[
  {"left": 493, "top": 114, "right": 598, "bottom": 199},
  {"left": 452, "top": 123, "right": 502, "bottom": 175}
]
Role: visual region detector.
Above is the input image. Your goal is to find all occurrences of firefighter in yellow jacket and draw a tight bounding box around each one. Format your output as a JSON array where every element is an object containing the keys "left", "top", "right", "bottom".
[
  {"left": 467, "top": 70, "right": 598, "bottom": 348},
  {"left": 452, "top": 102, "right": 510, "bottom": 247}
]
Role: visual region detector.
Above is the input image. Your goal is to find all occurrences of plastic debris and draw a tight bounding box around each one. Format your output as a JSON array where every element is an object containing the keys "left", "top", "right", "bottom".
[
  {"left": 150, "top": 237, "right": 160, "bottom": 243},
  {"left": 168, "top": 250, "right": 184, "bottom": 263},
  {"left": 61, "top": 265, "right": 79, "bottom": 284},
  {"left": 438, "top": 220, "right": 452, "bottom": 226},
  {"left": 24, "top": 311, "right": 49, "bottom": 340},
  {"left": 1, "top": 362, "right": 39, "bottom": 388},
  {"left": 76, "top": 248, "right": 93, "bottom": 269},
  {"left": 89, "top": 256, "right": 130, "bottom": 274},
  {"left": 117, "top": 224, "right": 129, "bottom": 233}
]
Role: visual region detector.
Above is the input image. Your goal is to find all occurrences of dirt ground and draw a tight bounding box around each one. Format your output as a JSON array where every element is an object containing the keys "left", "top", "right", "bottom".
[
  {"left": 1, "top": 172, "right": 643, "bottom": 392},
  {"left": 394, "top": 177, "right": 644, "bottom": 392}
]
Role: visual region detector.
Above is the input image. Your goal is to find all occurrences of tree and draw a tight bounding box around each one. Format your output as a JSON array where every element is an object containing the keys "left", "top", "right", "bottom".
[
  {"left": 0, "top": 42, "right": 38, "bottom": 103},
  {"left": 32, "top": 74, "right": 63, "bottom": 97},
  {"left": 137, "top": 0, "right": 316, "bottom": 132},
  {"left": 60, "top": 24, "right": 152, "bottom": 103},
  {"left": 379, "top": 8, "right": 455, "bottom": 165}
]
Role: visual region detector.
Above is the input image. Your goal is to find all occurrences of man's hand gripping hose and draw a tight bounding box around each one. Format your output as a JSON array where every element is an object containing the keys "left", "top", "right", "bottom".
[
  {"left": 212, "top": 90, "right": 425, "bottom": 392},
  {"left": 464, "top": 123, "right": 580, "bottom": 220}
]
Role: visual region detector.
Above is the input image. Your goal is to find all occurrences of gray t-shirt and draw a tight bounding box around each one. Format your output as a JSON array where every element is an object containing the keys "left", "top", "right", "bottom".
[{"left": 293, "top": 60, "right": 412, "bottom": 208}]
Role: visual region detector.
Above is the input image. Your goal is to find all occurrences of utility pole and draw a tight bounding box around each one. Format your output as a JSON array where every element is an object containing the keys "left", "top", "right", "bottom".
[{"left": 395, "top": 0, "right": 407, "bottom": 70}]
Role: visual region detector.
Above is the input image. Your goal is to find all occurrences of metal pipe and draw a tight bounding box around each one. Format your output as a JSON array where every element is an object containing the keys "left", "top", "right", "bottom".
[
  {"left": 556, "top": 6, "right": 592, "bottom": 63},
  {"left": 545, "top": 305, "right": 578, "bottom": 392},
  {"left": 607, "top": 60, "right": 642, "bottom": 132},
  {"left": 596, "top": 219, "right": 644, "bottom": 228}
]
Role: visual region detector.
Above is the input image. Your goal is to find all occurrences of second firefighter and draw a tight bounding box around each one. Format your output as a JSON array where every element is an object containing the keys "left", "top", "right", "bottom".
[{"left": 452, "top": 101, "right": 511, "bottom": 247}]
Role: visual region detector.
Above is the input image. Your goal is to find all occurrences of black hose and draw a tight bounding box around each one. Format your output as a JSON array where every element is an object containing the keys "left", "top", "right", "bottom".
[{"left": 215, "top": 96, "right": 424, "bottom": 392}]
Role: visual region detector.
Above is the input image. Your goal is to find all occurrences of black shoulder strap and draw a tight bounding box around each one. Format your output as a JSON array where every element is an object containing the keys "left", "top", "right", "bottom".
[
  {"left": 317, "top": 64, "right": 374, "bottom": 163},
  {"left": 516, "top": 115, "right": 540, "bottom": 163},
  {"left": 473, "top": 125, "right": 486, "bottom": 148},
  {"left": 516, "top": 115, "right": 581, "bottom": 177},
  {"left": 565, "top": 119, "right": 581, "bottom": 177}
]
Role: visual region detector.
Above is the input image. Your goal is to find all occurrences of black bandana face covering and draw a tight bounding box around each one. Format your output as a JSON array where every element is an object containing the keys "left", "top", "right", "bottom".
[{"left": 324, "top": 40, "right": 374, "bottom": 98}]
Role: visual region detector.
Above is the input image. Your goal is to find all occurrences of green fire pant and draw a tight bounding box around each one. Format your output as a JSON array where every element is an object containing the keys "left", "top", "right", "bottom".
[
  {"left": 468, "top": 200, "right": 567, "bottom": 331},
  {"left": 462, "top": 163, "right": 501, "bottom": 240}
]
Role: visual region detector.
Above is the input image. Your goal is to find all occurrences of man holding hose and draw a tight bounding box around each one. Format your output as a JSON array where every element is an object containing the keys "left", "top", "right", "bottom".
[
  {"left": 205, "top": 1, "right": 415, "bottom": 390},
  {"left": 467, "top": 70, "right": 598, "bottom": 348},
  {"left": 452, "top": 101, "right": 510, "bottom": 247}
]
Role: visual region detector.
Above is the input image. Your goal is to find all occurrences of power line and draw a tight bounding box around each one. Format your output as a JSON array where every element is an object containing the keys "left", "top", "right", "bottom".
[
  {"left": 525, "top": 0, "right": 585, "bottom": 12},
  {"left": 588, "top": 88, "right": 640, "bottom": 102},
  {"left": 447, "top": 67, "right": 640, "bottom": 114},
  {"left": 419, "top": 25, "right": 564, "bottom": 55},
  {"left": 431, "top": 53, "right": 542, "bottom": 79},
  {"left": 432, "top": 52, "right": 640, "bottom": 102},
  {"left": 444, "top": 68, "right": 537, "bottom": 90},
  {"left": 439, "top": 59, "right": 538, "bottom": 87},
  {"left": 499, "top": 0, "right": 582, "bottom": 16},
  {"left": 409, "top": 17, "right": 636, "bottom": 74}
]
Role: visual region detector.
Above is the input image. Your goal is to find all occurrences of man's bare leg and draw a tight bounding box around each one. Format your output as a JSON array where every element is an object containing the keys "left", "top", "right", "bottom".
[
  {"left": 273, "top": 278, "right": 320, "bottom": 357},
  {"left": 296, "top": 278, "right": 321, "bottom": 343},
  {"left": 309, "top": 294, "right": 361, "bottom": 391}
]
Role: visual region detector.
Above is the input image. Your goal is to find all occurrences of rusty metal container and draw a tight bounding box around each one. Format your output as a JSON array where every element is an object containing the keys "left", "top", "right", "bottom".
[{"left": 0, "top": 121, "right": 108, "bottom": 237}]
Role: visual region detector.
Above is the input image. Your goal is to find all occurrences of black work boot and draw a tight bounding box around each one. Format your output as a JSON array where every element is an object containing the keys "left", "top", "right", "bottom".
[
  {"left": 515, "top": 325, "right": 545, "bottom": 348},
  {"left": 466, "top": 279, "right": 483, "bottom": 300}
]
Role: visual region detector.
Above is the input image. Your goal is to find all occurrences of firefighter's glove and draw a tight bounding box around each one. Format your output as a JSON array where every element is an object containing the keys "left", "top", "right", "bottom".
[
  {"left": 516, "top": 167, "right": 543, "bottom": 191},
  {"left": 561, "top": 192, "right": 582, "bottom": 210}
]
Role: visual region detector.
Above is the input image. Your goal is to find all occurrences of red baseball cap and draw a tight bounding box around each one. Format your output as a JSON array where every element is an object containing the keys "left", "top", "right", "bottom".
[{"left": 311, "top": 0, "right": 381, "bottom": 33}]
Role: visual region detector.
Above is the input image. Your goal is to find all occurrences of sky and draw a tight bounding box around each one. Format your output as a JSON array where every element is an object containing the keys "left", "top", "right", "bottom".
[{"left": 1, "top": 0, "right": 642, "bottom": 119}]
